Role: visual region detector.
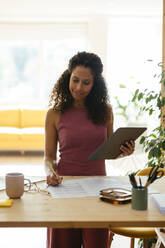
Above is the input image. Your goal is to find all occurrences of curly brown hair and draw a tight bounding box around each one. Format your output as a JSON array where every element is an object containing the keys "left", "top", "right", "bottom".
[{"left": 49, "top": 51, "right": 111, "bottom": 124}]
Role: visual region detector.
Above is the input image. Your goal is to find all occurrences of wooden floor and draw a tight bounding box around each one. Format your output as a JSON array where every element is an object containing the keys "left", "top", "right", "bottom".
[{"left": 0, "top": 152, "right": 138, "bottom": 248}]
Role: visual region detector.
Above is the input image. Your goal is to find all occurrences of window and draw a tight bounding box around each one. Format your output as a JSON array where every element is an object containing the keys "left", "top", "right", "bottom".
[
  {"left": 0, "top": 23, "right": 88, "bottom": 107},
  {"left": 0, "top": 40, "right": 40, "bottom": 102}
]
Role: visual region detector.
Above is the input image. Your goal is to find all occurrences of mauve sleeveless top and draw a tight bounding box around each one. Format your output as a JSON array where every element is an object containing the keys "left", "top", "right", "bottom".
[{"left": 57, "top": 107, "right": 107, "bottom": 176}]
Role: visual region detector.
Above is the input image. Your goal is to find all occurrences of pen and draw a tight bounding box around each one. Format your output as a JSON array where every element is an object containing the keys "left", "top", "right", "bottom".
[
  {"left": 139, "top": 177, "right": 142, "bottom": 188},
  {"left": 129, "top": 175, "right": 135, "bottom": 188},
  {"left": 129, "top": 174, "right": 138, "bottom": 188},
  {"left": 46, "top": 160, "right": 58, "bottom": 178}
]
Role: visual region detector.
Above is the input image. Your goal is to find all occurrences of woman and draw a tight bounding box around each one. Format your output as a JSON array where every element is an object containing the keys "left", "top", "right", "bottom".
[{"left": 45, "top": 51, "right": 135, "bottom": 248}]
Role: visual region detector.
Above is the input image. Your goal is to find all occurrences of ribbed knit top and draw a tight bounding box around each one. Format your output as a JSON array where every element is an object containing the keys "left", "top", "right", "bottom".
[{"left": 57, "top": 107, "right": 107, "bottom": 176}]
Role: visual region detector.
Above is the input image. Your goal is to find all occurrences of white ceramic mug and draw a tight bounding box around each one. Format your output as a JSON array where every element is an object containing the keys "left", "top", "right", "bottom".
[{"left": 5, "top": 172, "right": 31, "bottom": 199}]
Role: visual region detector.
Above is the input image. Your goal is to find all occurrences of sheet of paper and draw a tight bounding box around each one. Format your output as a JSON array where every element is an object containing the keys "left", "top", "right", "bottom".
[{"left": 47, "top": 177, "right": 131, "bottom": 198}]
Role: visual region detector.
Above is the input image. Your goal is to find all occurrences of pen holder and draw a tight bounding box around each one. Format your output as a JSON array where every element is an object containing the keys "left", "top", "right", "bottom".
[{"left": 131, "top": 187, "right": 148, "bottom": 210}]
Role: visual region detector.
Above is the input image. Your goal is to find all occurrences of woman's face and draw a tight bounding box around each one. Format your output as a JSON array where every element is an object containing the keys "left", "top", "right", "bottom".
[{"left": 69, "top": 66, "right": 94, "bottom": 103}]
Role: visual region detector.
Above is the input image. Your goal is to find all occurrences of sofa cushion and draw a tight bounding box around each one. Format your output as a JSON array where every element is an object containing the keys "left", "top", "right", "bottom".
[
  {"left": 0, "top": 141, "right": 22, "bottom": 150},
  {"left": 0, "top": 109, "right": 20, "bottom": 127},
  {"left": 21, "top": 109, "right": 46, "bottom": 128},
  {"left": 20, "top": 141, "right": 44, "bottom": 150}
]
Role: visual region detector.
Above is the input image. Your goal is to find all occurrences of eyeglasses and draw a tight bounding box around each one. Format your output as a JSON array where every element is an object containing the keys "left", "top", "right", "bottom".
[{"left": 24, "top": 182, "right": 50, "bottom": 195}]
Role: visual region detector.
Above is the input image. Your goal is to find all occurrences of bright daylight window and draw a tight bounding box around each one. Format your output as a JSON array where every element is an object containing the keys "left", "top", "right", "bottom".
[
  {"left": 0, "top": 23, "right": 88, "bottom": 108},
  {"left": 0, "top": 40, "right": 40, "bottom": 102},
  {"left": 107, "top": 17, "right": 162, "bottom": 129}
]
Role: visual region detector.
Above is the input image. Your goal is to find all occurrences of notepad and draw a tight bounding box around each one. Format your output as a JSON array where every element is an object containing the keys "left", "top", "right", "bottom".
[
  {"left": 0, "top": 199, "right": 13, "bottom": 207},
  {"left": 151, "top": 194, "right": 165, "bottom": 214}
]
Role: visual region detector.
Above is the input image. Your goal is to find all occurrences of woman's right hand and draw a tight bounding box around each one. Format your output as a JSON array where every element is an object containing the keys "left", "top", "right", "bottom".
[
  {"left": 47, "top": 174, "right": 63, "bottom": 186},
  {"left": 44, "top": 157, "right": 63, "bottom": 186}
]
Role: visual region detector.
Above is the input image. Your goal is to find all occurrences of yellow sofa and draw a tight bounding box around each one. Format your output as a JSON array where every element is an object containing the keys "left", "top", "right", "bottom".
[{"left": 0, "top": 109, "right": 46, "bottom": 151}]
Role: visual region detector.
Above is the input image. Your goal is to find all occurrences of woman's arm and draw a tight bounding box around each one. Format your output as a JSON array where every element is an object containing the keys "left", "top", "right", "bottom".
[
  {"left": 44, "top": 109, "right": 62, "bottom": 185},
  {"left": 45, "top": 109, "right": 58, "bottom": 162}
]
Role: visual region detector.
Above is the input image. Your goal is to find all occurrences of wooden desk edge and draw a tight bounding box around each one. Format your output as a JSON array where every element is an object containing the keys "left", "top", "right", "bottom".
[{"left": 1, "top": 221, "right": 165, "bottom": 228}]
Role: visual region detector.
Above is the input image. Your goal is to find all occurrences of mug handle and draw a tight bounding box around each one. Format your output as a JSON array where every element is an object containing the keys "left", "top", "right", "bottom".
[{"left": 24, "top": 178, "right": 31, "bottom": 192}]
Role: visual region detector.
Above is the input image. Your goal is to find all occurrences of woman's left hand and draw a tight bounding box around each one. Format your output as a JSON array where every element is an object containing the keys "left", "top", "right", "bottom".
[{"left": 120, "top": 140, "right": 135, "bottom": 157}]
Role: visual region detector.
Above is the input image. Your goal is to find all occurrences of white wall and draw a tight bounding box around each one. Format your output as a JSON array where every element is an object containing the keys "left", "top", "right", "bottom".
[{"left": 0, "top": 0, "right": 162, "bottom": 18}]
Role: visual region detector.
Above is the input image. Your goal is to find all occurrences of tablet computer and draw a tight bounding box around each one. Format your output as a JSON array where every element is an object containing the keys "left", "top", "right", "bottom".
[{"left": 88, "top": 127, "right": 147, "bottom": 160}]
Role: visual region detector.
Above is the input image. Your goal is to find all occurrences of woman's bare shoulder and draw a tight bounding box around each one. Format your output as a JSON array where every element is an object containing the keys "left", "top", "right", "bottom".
[
  {"left": 46, "top": 108, "right": 60, "bottom": 117},
  {"left": 46, "top": 108, "right": 61, "bottom": 127}
]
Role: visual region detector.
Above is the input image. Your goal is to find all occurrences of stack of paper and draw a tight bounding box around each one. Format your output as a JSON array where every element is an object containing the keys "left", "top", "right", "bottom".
[{"left": 151, "top": 194, "right": 165, "bottom": 214}]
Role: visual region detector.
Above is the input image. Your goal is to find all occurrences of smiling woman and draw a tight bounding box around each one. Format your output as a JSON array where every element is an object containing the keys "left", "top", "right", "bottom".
[
  {"left": 69, "top": 66, "right": 94, "bottom": 107},
  {"left": 45, "top": 51, "right": 135, "bottom": 248},
  {"left": 45, "top": 51, "right": 112, "bottom": 248}
]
